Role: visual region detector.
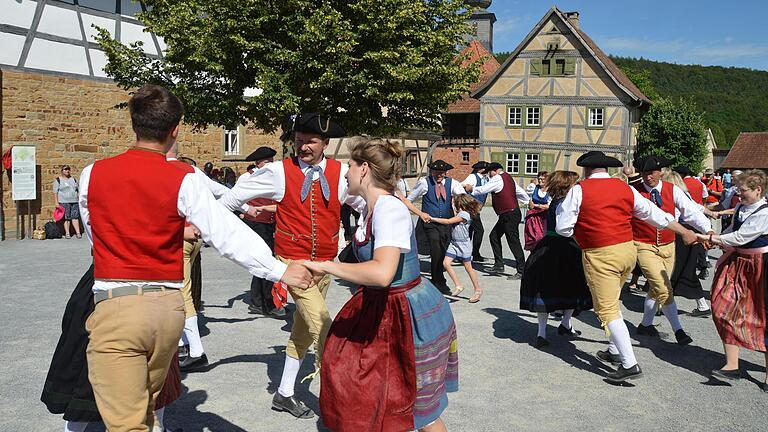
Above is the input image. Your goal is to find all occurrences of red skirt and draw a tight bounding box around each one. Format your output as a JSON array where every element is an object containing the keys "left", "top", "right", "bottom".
[
  {"left": 155, "top": 351, "right": 182, "bottom": 409},
  {"left": 320, "top": 285, "right": 417, "bottom": 432},
  {"left": 524, "top": 208, "right": 547, "bottom": 251},
  {"left": 712, "top": 248, "right": 768, "bottom": 352}
]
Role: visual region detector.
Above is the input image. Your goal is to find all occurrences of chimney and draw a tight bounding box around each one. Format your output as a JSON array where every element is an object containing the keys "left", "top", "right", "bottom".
[{"left": 564, "top": 11, "right": 579, "bottom": 29}]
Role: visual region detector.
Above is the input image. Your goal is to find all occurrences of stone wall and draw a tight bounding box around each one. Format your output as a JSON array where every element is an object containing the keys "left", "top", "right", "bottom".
[
  {"left": 431, "top": 145, "right": 480, "bottom": 182},
  {"left": 0, "top": 68, "right": 281, "bottom": 239}
]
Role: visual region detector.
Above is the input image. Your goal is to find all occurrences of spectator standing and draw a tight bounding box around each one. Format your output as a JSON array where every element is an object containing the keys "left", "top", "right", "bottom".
[
  {"left": 53, "top": 165, "right": 82, "bottom": 239},
  {"left": 723, "top": 169, "right": 733, "bottom": 188}
]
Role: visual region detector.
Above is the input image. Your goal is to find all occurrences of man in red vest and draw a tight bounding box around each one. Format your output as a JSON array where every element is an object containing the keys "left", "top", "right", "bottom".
[
  {"left": 702, "top": 168, "right": 722, "bottom": 206},
  {"left": 219, "top": 113, "right": 360, "bottom": 419},
  {"left": 78, "top": 85, "right": 311, "bottom": 431},
  {"left": 556, "top": 151, "right": 696, "bottom": 383},
  {"left": 631, "top": 156, "right": 713, "bottom": 345},
  {"left": 464, "top": 162, "right": 530, "bottom": 279}
]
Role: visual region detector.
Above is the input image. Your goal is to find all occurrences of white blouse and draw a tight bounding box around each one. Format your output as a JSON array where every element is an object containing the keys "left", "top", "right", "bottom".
[
  {"left": 355, "top": 195, "right": 412, "bottom": 252},
  {"left": 720, "top": 199, "right": 768, "bottom": 247}
]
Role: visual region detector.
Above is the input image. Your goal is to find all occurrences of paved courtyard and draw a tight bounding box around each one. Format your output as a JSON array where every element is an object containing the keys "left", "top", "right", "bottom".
[{"left": 0, "top": 212, "right": 765, "bottom": 431}]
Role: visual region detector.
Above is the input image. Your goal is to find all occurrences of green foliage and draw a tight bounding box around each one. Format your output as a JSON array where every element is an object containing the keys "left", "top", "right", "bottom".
[
  {"left": 494, "top": 51, "right": 512, "bottom": 64},
  {"left": 617, "top": 66, "right": 660, "bottom": 101},
  {"left": 611, "top": 56, "right": 768, "bottom": 148},
  {"left": 636, "top": 97, "right": 708, "bottom": 174},
  {"left": 95, "top": 0, "right": 481, "bottom": 136}
]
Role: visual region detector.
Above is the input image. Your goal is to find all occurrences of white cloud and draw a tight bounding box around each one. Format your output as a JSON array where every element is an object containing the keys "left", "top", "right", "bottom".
[{"left": 596, "top": 36, "right": 768, "bottom": 67}]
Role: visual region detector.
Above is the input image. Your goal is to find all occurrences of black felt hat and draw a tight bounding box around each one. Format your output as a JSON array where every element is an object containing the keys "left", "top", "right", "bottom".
[
  {"left": 472, "top": 161, "right": 488, "bottom": 170},
  {"left": 245, "top": 146, "right": 277, "bottom": 162},
  {"left": 576, "top": 151, "right": 623, "bottom": 168},
  {"left": 427, "top": 159, "right": 454, "bottom": 171},
  {"left": 486, "top": 162, "right": 504, "bottom": 171},
  {"left": 289, "top": 113, "right": 346, "bottom": 139},
  {"left": 634, "top": 155, "right": 672, "bottom": 173},
  {"left": 674, "top": 166, "right": 692, "bottom": 176}
]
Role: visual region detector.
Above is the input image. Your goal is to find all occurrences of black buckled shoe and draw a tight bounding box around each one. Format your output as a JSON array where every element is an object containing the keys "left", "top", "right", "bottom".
[
  {"left": 688, "top": 308, "right": 712, "bottom": 318},
  {"left": 534, "top": 336, "right": 549, "bottom": 348},
  {"left": 272, "top": 393, "right": 314, "bottom": 419},
  {"left": 606, "top": 364, "right": 643, "bottom": 383},
  {"left": 675, "top": 329, "right": 693, "bottom": 345},
  {"left": 596, "top": 349, "right": 622, "bottom": 365},
  {"left": 710, "top": 368, "right": 741, "bottom": 382},
  {"left": 557, "top": 324, "right": 581, "bottom": 337},
  {"left": 636, "top": 324, "right": 660, "bottom": 337},
  {"left": 179, "top": 353, "right": 209, "bottom": 372}
]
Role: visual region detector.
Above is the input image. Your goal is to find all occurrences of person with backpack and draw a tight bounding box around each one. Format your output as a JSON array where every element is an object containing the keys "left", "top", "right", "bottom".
[{"left": 53, "top": 165, "right": 82, "bottom": 239}]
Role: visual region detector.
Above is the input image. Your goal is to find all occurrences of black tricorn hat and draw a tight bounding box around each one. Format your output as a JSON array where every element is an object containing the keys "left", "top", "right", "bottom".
[
  {"left": 245, "top": 146, "right": 277, "bottom": 162},
  {"left": 289, "top": 113, "right": 346, "bottom": 139},
  {"left": 427, "top": 159, "right": 454, "bottom": 171},
  {"left": 472, "top": 161, "right": 488, "bottom": 170},
  {"left": 576, "top": 151, "right": 623, "bottom": 168},
  {"left": 674, "top": 165, "right": 692, "bottom": 176},
  {"left": 486, "top": 162, "right": 504, "bottom": 171},
  {"left": 634, "top": 155, "right": 672, "bottom": 173}
]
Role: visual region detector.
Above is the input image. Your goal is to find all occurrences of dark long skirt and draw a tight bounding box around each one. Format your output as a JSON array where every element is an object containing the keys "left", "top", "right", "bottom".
[
  {"left": 671, "top": 234, "right": 706, "bottom": 299},
  {"left": 191, "top": 250, "right": 203, "bottom": 311},
  {"left": 520, "top": 235, "right": 593, "bottom": 313}
]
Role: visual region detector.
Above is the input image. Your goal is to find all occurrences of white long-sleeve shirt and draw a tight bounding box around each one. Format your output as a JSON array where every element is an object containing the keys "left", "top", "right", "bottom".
[
  {"left": 406, "top": 176, "right": 467, "bottom": 202},
  {"left": 555, "top": 172, "right": 675, "bottom": 238},
  {"left": 79, "top": 163, "right": 287, "bottom": 293},
  {"left": 218, "top": 157, "right": 364, "bottom": 212},
  {"left": 468, "top": 173, "right": 530, "bottom": 205},
  {"left": 640, "top": 181, "right": 712, "bottom": 234},
  {"left": 720, "top": 199, "right": 768, "bottom": 247}
]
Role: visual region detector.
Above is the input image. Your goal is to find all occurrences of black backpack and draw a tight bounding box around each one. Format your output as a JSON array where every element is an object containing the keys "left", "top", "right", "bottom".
[{"left": 44, "top": 221, "right": 63, "bottom": 239}]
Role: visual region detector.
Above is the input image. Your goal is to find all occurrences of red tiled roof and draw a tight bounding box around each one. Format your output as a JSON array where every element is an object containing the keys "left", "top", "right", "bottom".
[
  {"left": 446, "top": 40, "right": 500, "bottom": 113},
  {"left": 721, "top": 132, "right": 768, "bottom": 169}
]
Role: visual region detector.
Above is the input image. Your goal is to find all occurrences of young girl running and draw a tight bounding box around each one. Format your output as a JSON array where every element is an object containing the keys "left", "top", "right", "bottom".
[{"left": 431, "top": 194, "right": 484, "bottom": 303}]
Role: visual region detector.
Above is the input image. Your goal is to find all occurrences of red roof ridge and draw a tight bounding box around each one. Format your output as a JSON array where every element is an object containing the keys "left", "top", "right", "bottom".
[{"left": 446, "top": 40, "right": 501, "bottom": 113}]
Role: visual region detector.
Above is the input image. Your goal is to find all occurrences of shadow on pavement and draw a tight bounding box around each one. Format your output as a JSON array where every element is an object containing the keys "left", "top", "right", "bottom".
[{"left": 484, "top": 307, "right": 613, "bottom": 378}]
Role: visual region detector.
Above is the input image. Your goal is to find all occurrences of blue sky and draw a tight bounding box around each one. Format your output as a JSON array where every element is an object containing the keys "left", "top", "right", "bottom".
[{"left": 490, "top": 0, "right": 768, "bottom": 71}]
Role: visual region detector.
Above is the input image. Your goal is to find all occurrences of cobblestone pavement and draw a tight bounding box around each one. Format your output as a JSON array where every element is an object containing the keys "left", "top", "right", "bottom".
[{"left": 1, "top": 212, "right": 765, "bottom": 431}]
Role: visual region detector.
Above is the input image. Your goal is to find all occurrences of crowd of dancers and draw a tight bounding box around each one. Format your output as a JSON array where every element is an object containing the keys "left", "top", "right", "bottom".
[{"left": 40, "top": 84, "right": 767, "bottom": 432}]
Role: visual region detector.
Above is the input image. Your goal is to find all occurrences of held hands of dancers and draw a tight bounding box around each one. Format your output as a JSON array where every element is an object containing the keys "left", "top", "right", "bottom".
[
  {"left": 183, "top": 225, "right": 201, "bottom": 243},
  {"left": 463, "top": 183, "right": 474, "bottom": 193},
  {"left": 420, "top": 212, "right": 432, "bottom": 224},
  {"left": 280, "top": 261, "right": 315, "bottom": 290}
]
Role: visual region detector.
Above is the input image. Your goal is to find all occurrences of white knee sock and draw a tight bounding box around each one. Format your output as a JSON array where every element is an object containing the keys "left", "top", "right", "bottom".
[
  {"left": 64, "top": 421, "right": 88, "bottom": 432},
  {"left": 607, "top": 341, "right": 620, "bottom": 355},
  {"left": 155, "top": 407, "right": 165, "bottom": 430},
  {"left": 607, "top": 319, "right": 638, "bottom": 368},
  {"left": 640, "top": 295, "right": 658, "bottom": 327},
  {"left": 662, "top": 302, "right": 683, "bottom": 332},
  {"left": 184, "top": 315, "right": 204, "bottom": 358},
  {"left": 561, "top": 309, "right": 574, "bottom": 330},
  {"left": 696, "top": 297, "right": 710, "bottom": 311},
  {"left": 278, "top": 355, "right": 303, "bottom": 398},
  {"left": 537, "top": 312, "right": 548, "bottom": 338}
]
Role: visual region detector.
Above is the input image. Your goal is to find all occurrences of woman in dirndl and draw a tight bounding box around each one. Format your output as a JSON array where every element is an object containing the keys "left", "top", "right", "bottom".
[
  {"left": 306, "top": 137, "right": 458, "bottom": 432},
  {"left": 523, "top": 171, "right": 551, "bottom": 251},
  {"left": 520, "top": 171, "right": 592, "bottom": 348},
  {"left": 695, "top": 170, "right": 768, "bottom": 391},
  {"left": 42, "top": 266, "right": 184, "bottom": 431}
]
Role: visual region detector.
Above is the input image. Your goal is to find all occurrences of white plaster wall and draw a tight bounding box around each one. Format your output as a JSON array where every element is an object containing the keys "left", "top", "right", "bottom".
[
  {"left": 89, "top": 48, "right": 109, "bottom": 77},
  {"left": 121, "top": 21, "right": 156, "bottom": 55},
  {"left": 81, "top": 13, "right": 117, "bottom": 42},
  {"left": 0, "top": 0, "right": 38, "bottom": 28},
  {"left": 0, "top": 33, "right": 27, "bottom": 66},
  {"left": 25, "top": 38, "right": 89, "bottom": 75},
  {"left": 36, "top": 4, "right": 82, "bottom": 39}
]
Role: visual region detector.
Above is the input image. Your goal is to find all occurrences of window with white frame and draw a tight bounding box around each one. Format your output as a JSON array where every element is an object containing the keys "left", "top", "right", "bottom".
[
  {"left": 507, "top": 106, "right": 522, "bottom": 127},
  {"left": 588, "top": 107, "right": 605, "bottom": 128},
  {"left": 525, "top": 154, "right": 540, "bottom": 175},
  {"left": 462, "top": 151, "right": 470, "bottom": 163},
  {"left": 506, "top": 153, "right": 520, "bottom": 174},
  {"left": 526, "top": 107, "right": 541, "bottom": 127},
  {"left": 224, "top": 128, "right": 240, "bottom": 155}
]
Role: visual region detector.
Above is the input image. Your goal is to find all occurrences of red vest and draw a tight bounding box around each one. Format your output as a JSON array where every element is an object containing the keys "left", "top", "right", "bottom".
[
  {"left": 574, "top": 178, "right": 634, "bottom": 249},
  {"left": 683, "top": 177, "right": 704, "bottom": 205},
  {"left": 631, "top": 181, "right": 676, "bottom": 245},
  {"left": 491, "top": 172, "right": 520, "bottom": 215},
  {"left": 275, "top": 157, "right": 342, "bottom": 260},
  {"left": 89, "top": 148, "right": 188, "bottom": 281},
  {"left": 244, "top": 198, "right": 277, "bottom": 224}
]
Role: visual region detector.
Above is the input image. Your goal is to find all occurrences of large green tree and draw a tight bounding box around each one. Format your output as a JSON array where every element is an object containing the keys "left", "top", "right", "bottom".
[
  {"left": 96, "top": 0, "right": 480, "bottom": 136},
  {"left": 636, "top": 97, "right": 708, "bottom": 173}
]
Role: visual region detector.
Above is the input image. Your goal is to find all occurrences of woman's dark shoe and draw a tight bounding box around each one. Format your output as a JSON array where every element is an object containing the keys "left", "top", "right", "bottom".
[
  {"left": 596, "top": 349, "right": 621, "bottom": 365},
  {"left": 710, "top": 368, "right": 741, "bottom": 381},
  {"left": 636, "top": 323, "right": 660, "bottom": 337},
  {"left": 675, "top": 329, "right": 693, "bottom": 345},
  {"left": 557, "top": 324, "right": 581, "bottom": 337},
  {"left": 534, "top": 336, "right": 549, "bottom": 348},
  {"left": 606, "top": 364, "right": 643, "bottom": 383},
  {"left": 688, "top": 308, "right": 712, "bottom": 318},
  {"left": 272, "top": 393, "right": 314, "bottom": 419}
]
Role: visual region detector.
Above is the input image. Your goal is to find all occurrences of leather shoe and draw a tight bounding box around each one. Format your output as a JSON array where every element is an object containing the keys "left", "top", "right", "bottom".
[
  {"left": 179, "top": 353, "right": 209, "bottom": 372},
  {"left": 557, "top": 324, "right": 581, "bottom": 337},
  {"left": 248, "top": 305, "right": 266, "bottom": 315},
  {"left": 269, "top": 307, "right": 287, "bottom": 318},
  {"left": 596, "top": 349, "right": 621, "bottom": 365},
  {"left": 606, "top": 364, "right": 643, "bottom": 383},
  {"left": 710, "top": 368, "right": 741, "bottom": 381},
  {"left": 490, "top": 263, "right": 505, "bottom": 273},
  {"left": 272, "top": 392, "right": 314, "bottom": 419},
  {"left": 636, "top": 324, "right": 659, "bottom": 337},
  {"left": 178, "top": 345, "right": 189, "bottom": 360},
  {"left": 473, "top": 256, "right": 486, "bottom": 263},
  {"left": 675, "top": 329, "right": 693, "bottom": 345},
  {"left": 688, "top": 308, "right": 712, "bottom": 318},
  {"left": 534, "top": 336, "right": 549, "bottom": 348}
]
